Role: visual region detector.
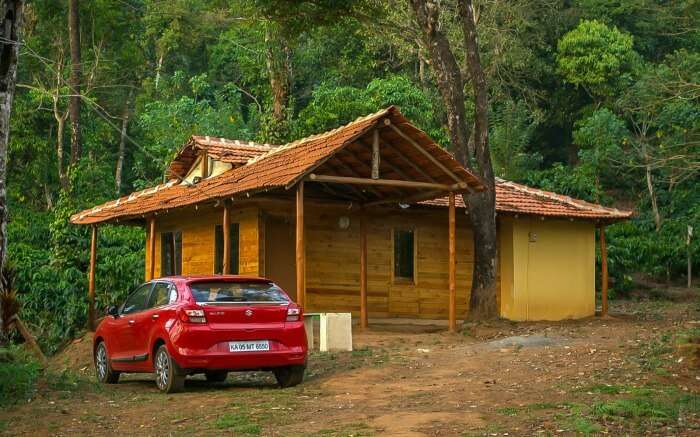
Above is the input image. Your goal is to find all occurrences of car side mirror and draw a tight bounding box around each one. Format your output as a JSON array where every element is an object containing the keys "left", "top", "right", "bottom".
[{"left": 106, "top": 305, "right": 119, "bottom": 318}]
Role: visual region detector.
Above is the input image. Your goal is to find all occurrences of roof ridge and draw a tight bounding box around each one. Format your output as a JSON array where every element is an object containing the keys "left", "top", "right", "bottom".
[
  {"left": 245, "top": 107, "right": 392, "bottom": 166},
  {"left": 496, "top": 178, "right": 626, "bottom": 216}
]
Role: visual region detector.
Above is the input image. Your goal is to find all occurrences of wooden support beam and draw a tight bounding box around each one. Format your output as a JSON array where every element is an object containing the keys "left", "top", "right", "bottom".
[
  {"left": 385, "top": 119, "right": 465, "bottom": 186},
  {"left": 309, "top": 173, "right": 456, "bottom": 191},
  {"left": 201, "top": 150, "right": 209, "bottom": 179},
  {"left": 382, "top": 141, "right": 439, "bottom": 183},
  {"left": 333, "top": 150, "right": 402, "bottom": 197},
  {"left": 363, "top": 188, "right": 447, "bottom": 208},
  {"left": 323, "top": 158, "right": 373, "bottom": 200},
  {"left": 148, "top": 217, "right": 156, "bottom": 280},
  {"left": 296, "top": 181, "right": 305, "bottom": 306},
  {"left": 88, "top": 224, "right": 97, "bottom": 332},
  {"left": 222, "top": 202, "right": 231, "bottom": 274},
  {"left": 448, "top": 193, "right": 457, "bottom": 332},
  {"left": 371, "top": 129, "right": 380, "bottom": 179},
  {"left": 355, "top": 138, "right": 413, "bottom": 181},
  {"left": 599, "top": 225, "right": 608, "bottom": 317},
  {"left": 360, "top": 209, "right": 368, "bottom": 329}
]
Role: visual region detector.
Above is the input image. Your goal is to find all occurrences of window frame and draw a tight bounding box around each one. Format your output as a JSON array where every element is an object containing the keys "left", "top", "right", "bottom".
[
  {"left": 147, "top": 280, "right": 178, "bottom": 309},
  {"left": 160, "top": 230, "right": 183, "bottom": 277},
  {"left": 214, "top": 222, "right": 240, "bottom": 275},
  {"left": 392, "top": 227, "right": 417, "bottom": 285},
  {"left": 120, "top": 283, "right": 155, "bottom": 315}
]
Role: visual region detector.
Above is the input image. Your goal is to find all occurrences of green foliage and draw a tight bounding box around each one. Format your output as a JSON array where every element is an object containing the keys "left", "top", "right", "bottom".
[
  {"left": 557, "top": 20, "right": 638, "bottom": 96},
  {"left": 490, "top": 100, "right": 542, "bottom": 179},
  {"left": 0, "top": 347, "right": 41, "bottom": 406},
  {"left": 5, "top": 0, "right": 700, "bottom": 355}
]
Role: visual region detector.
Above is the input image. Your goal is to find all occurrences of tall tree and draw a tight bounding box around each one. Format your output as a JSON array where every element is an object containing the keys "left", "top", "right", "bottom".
[
  {"left": 68, "top": 0, "right": 81, "bottom": 163},
  {"left": 409, "top": 0, "right": 498, "bottom": 319},
  {"left": 0, "top": 0, "right": 23, "bottom": 288}
]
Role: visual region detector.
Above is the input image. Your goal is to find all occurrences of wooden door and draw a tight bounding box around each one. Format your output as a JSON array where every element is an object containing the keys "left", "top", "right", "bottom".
[{"left": 264, "top": 215, "right": 297, "bottom": 297}]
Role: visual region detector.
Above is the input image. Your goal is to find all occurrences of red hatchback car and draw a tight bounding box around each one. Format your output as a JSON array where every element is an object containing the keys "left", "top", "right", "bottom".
[{"left": 93, "top": 276, "right": 308, "bottom": 393}]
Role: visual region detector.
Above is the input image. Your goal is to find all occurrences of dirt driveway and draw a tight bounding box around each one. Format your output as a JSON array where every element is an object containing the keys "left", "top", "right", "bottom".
[{"left": 1, "top": 300, "right": 699, "bottom": 436}]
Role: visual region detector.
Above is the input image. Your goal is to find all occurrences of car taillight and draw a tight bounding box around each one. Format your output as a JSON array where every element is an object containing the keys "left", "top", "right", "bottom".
[
  {"left": 179, "top": 308, "right": 207, "bottom": 324},
  {"left": 286, "top": 306, "right": 301, "bottom": 322}
]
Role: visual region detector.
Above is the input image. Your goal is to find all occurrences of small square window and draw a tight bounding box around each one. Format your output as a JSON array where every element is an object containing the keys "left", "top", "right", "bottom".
[
  {"left": 393, "top": 229, "right": 415, "bottom": 282},
  {"left": 161, "top": 231, "right": 182, "bottom": 276}
]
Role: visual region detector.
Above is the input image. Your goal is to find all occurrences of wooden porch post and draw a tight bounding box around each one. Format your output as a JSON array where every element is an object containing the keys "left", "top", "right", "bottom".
[
  {"left": 223, "top": 202, "right": 231, "bottom": 274},
  {"left": 599, "top": 225, "right": 608, "bottom": 317},
  {"left": 448, "top": 192, "right": 457, "bottom": 332},
  {"left": 360, "top": 209, "right": 368, "bottom": 329},
  {"left": 148, "top": 217, "right": 156, "bottom": 280},
  {"left": 88, "top": 224, "right": 97, "bottom": 331},
  {"left": 296, "top": 181, "right": 305, "bottom": 306}
]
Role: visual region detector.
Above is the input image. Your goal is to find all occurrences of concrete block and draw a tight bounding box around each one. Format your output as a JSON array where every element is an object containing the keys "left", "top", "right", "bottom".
[
  {"left": 319, "top": 313, "right": 353, "bottom": 352},
  {"left": 303, "top": 316, "right": 315, "bottom": 351}
]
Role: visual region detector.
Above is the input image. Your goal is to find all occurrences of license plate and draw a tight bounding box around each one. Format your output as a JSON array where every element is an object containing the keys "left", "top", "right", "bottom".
[{"left": 228, "top": 340, "right": 270, "bottom": 352}]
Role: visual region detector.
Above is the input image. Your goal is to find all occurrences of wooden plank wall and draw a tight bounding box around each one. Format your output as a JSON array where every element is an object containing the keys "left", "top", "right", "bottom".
[
  {"left": 144, "top": 205, "right": 261, "bottom": 279},
  {"left": 258, "top": 201, "right": 475, "bottom": 320}
]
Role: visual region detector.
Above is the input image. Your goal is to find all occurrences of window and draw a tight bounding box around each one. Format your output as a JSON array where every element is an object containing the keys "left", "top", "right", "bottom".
[
  {"left": 393, "top": 229, "right": 415, "bottom": 282},
  {"left": 190, "top": 281, "right": 289, "bottom": 303},
  {"left": 148, "top": 282, "right": 177, "bottom": 308},
  {"left": 121, "top": 284, "right": 153, "bottom": 315},
  {"left": 161, "top": 231, "right": 182, "bottom": 276},
  {"left": 214, "top": 223, "right": 240, "bottom": 274}
]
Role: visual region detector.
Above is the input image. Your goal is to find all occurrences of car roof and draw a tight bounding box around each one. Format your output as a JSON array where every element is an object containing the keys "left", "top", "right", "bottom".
[{"left": 154, "top": 275, "right": 272, "bottom": 284}]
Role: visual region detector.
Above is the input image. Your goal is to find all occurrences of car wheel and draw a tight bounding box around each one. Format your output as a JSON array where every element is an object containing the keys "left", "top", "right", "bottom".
[
  {"left": 273, "top": 365, "right": 305, "bottom": 388},
  {"left": 204, "top": 371, "right": 228, "bottom": 382},
  {"left": 154, "top": 345, "right": 185, "bottom": 393},
  {"left": 94, "top": 342, "right": 120, "bottom": 384}
]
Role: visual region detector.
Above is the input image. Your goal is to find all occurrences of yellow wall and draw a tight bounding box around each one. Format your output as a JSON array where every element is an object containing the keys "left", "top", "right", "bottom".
[
  {"left": 499, "top": 217, "right": 596, "bottom": 321},
  {"left": 144, "top": 205, "right": 261, "bottom": 279}
]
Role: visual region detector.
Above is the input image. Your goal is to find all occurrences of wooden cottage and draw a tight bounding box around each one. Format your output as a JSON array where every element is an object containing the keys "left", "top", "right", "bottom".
[{"left": 71, "top": 106, "right": 631, "bottom": 330}]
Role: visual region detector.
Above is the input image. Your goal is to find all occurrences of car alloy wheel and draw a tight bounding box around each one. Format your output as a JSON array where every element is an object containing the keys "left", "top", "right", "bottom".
[
  {"left": 154, "top": 345, "right": 185, "bottom": 393},
  {"left": 94, "top": 342, "right": 120, "bottom": 384},
  {"left": 96, "top": 344, "right": 108, "bottom": 380},
  {"left": 155, "top": 348, "right": 170, "bottom": 390}
]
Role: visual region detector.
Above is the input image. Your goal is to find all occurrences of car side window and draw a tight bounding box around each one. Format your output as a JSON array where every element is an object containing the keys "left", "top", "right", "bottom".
[
  {"left": 121, "top": 284, "right": 152, "bottom": 315},
  {"left": 148, "top": 282, "right": 177, "bottom": 308}
]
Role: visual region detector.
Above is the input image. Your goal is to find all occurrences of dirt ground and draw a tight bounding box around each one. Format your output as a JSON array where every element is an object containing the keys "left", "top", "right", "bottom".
[{"left": 1, "top": 299, "right": 699, "bottom": 436}]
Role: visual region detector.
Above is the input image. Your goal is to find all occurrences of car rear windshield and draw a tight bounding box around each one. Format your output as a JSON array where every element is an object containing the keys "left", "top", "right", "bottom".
[{"left": 189, "top": 281, "right": 289, "bottom": 303}]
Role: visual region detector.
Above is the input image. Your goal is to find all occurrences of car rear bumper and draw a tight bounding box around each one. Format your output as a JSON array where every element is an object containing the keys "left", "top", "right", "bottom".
[
  {"left": 168, "top": 321, "right": 308, "bottom": 371},
  {"left": 173, "top": 348, "right": 307, "bottom": 371}
]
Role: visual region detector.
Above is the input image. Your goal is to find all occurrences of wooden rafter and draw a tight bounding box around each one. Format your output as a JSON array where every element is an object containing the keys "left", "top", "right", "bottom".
[
  {"left": 385, "top": 119, "right": 468, "bottom": 189},
  {"left": 380, "top": 140, "right": 439, "bottom": 183},
  {"left": 308, "top": 174, "right": 455, "bottom": 191},
  {"left": 329, "top": 153, "right": 400, "bottom": 198}
]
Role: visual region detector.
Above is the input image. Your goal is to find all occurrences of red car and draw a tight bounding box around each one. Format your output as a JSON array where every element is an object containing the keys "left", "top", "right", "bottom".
[{"left": 93, "top": 276, "right": 308, "bottom": 393}]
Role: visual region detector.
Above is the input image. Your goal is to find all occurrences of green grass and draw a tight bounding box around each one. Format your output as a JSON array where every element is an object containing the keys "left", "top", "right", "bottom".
[
  {"left": 0, "top": 348, "right": 41, "bottom": 406},
  {"left": 496, "top": 406, "right": 518, "bottom": 416},
  {"left": 590, "top": 387, "right": 700, "bottom": 424},
  {"left": 582, "top": 384, "right": 625, "bottom": 395},
  {"left": 569, "top": 417, "right": 602, "bottom": 435},
  {"left": 214, "top": 411, "right": 262, "bottom": 435}
]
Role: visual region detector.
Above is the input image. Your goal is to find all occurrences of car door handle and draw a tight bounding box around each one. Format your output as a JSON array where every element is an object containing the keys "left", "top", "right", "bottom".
[
  {"left": 151, "top": 314, "right": 159, "bottom": 320},
  {"left": 128, "top": 320, "right": 135, "bottom": 326}
]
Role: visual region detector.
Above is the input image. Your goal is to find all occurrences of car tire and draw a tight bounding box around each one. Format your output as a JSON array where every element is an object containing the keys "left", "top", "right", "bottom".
[
  {"left": 94, "top": 342, "right": 120, "bottom": 384},
  {"left": 273, "top": 365, "right": 305, "bottom": 388},
  {"left": 204, "top": 371, "right": 228, "bottom": 383},
  {"left": 154, "top": 345, "right": 185, "bottom": 393}
]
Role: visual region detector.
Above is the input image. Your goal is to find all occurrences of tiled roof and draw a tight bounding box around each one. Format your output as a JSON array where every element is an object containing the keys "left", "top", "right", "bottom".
[
  {"left": 71, "top": 107, "right": 485, "bottom": 225},
  {"left": 421, "top": 178, "right": 632, "bottom": 221},
  {"left": 167, "top": 136, "right": 275, "bottom": 178}
]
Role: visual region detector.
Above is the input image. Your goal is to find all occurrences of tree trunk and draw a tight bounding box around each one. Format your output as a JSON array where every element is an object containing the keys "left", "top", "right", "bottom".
[
  {"left": 641, "top": 142, "right": 661, "bottom": 231},
  {"left": 264, "top": 22, "right": 291, "bottom": 124},
  {"left": 68, "top": 0, "right": 81, "bottom": 163},
  {"left": 458, "top": 0, "right": 497, "bottom": 319},
  {"left": 409, "top": 0, "right": 470, "bottom": 165},
  {"left": 0, "top": 0, "right": 23, "bottom": 292},
  {"left": 409, "top": 0, "right": 498, "bottom": 320},
  {"left": 115, "top": 91, "right": 132, "bottom": 196},
  {"left": 53, "top": 101, "right": 68, "bottom": 190}
]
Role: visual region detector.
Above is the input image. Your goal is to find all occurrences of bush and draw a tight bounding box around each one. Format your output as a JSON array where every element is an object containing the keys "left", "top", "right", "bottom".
[{"left": 0, "top": 348, "right": 41, "bottom": 406}]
